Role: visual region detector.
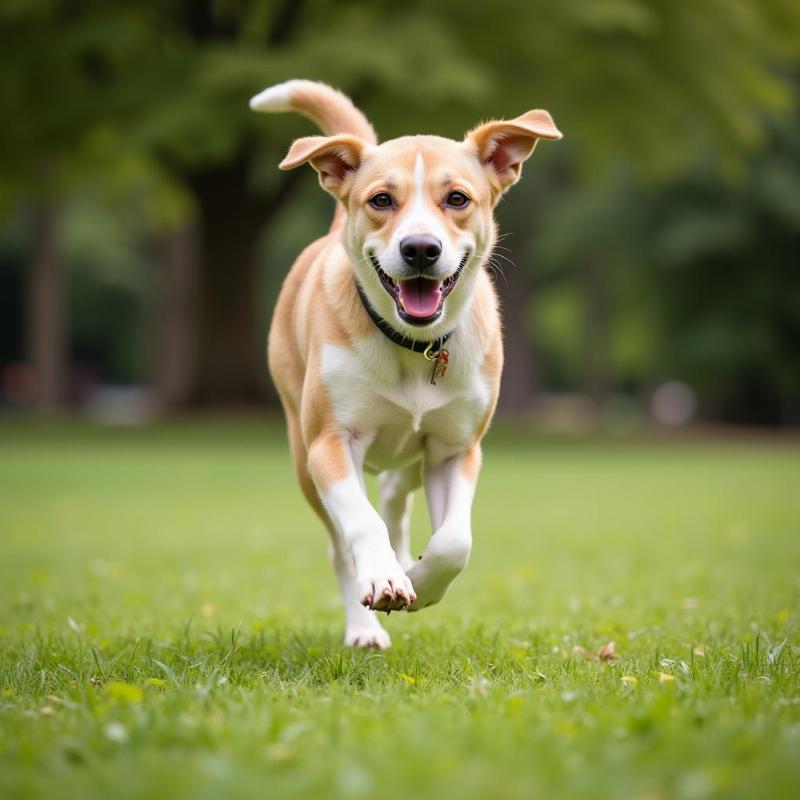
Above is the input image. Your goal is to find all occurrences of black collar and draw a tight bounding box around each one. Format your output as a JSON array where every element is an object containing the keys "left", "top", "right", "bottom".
[{"left": 355, "top": 282, "right": 454, "bottom": 354}]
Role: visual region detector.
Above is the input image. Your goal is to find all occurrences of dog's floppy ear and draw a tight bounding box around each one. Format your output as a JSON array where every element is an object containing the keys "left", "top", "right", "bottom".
[
  {"left": 279, "top": 134, "right": 365, "bottom": 197},
  {"left": 466, "top": 110, "right": 562, "bottom": 194}
]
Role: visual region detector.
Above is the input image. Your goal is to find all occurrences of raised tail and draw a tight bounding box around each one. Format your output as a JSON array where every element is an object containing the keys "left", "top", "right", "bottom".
[{"left": 250, "top": 80, "right": 378, "bottom": 145}]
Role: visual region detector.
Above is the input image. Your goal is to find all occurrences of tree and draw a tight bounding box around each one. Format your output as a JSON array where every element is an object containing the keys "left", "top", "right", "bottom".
[
  {"left": 446, "top": 0, "right": 800, "bottom": 411},
  {"left": 639, "top": 104, "right": 800, "bottom": 424},
  {"left": 0, "top": 2, "right": 157, "bottom": 409},
  {"left": 2, "top": 0, "right": 800, "bottom": 412}
]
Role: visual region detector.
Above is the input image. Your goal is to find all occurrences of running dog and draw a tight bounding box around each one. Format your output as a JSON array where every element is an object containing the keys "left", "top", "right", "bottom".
[{"left": 250, "top": 80, "right": 561, "bottom": 648}]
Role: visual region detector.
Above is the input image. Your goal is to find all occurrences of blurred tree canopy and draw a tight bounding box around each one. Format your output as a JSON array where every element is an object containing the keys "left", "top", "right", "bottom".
[
  {"left": 1, "top": 0, "right": 799, "bottom": 421},
  {"left": 535, "top": 98, "right": 800, "bottom": 424}
]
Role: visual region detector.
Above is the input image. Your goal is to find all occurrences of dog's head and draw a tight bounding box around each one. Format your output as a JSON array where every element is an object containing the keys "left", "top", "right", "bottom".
[{"left": 280, "top": 112, "right": 561, "bottom": 337}]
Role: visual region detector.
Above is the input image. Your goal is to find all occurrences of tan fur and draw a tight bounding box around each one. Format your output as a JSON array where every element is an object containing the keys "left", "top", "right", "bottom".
[
  {"left": 269, "top": 235, "right": 373, "bottom": 494},
  {"left": 459, "top": 444, "right": 483, "bottom": 483},
  {"left": 285, "top": 80, "right": 378, "bottom": 143}
]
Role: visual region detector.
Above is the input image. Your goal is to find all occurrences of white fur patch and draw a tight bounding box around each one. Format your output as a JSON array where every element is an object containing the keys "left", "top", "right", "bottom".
[
  {"left": 249, "top": 81, "right": 297, "bottom": 112},
  {"left": 414, "top": 152, "right": 426, "bottom": 207},
  {"left": 320, "top": 329, "right": 491, "bottom": 474},
  {"left": 393, "top": 151, "right": 441, "bottom": 243}
]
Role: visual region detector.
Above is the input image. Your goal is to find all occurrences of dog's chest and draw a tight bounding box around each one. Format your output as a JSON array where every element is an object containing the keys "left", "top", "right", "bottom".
[{"left": 320, "top": 339, "right": 489, "bottom": 470}]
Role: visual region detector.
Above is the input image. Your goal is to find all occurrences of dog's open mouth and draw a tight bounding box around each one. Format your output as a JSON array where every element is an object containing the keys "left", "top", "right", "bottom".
[{"left": 369, "top": 253, "right": 467, "bottom": 326}]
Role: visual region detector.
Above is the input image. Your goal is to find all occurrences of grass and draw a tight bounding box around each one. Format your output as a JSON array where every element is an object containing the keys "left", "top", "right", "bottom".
[{"left": 1, "top": 417, "right": 798, "bottom": 800}]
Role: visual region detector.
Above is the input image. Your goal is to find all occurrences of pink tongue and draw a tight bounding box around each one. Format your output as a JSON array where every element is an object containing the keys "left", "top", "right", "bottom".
[{"left": 398, "top": 278, "right": 442, "bottom": 318}]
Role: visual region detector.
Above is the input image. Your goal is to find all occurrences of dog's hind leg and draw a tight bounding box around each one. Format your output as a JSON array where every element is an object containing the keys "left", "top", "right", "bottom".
[{"left": 379, "top": 463, "right": 421, "bottom": 572}]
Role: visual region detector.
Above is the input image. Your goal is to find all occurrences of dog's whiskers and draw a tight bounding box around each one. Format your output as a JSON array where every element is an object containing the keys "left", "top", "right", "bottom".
[{"left": 473, "top": 244, "right": 517, "bottom": 289}]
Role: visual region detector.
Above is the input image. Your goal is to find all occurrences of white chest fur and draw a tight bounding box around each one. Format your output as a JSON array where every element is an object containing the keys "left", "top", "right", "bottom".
[{"left": 320, "top": 330, "right": 490, "bottom": 472}]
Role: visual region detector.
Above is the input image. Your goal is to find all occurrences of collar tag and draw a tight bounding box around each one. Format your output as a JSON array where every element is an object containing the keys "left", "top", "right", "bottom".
[{"left": 424, "top": 344, "right": 450, "bottom": 385}]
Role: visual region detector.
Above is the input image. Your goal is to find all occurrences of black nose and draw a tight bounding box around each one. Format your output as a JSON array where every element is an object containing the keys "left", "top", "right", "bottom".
[{"left": 399, "top": 235, "right": 442, "bottom": 270}]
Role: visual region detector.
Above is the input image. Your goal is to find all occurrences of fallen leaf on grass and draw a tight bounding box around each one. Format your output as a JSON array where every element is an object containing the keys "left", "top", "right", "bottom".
[
  {"left": 39, "top": 706, "right": 55, "bottom": 716},
  {"left": 398, "top": 673, "right": 416, "bottom": 686},
  {"left": 656, "top": 672, "right": 674, "bottom": 683},
  {"left": 572, "top": 642, "right": 621, "bottom": 661},
  {"left": 621, "top": 676, "right": 638, "bottom": 686},
  {"left": 598, "top": 641, "right": 621, "bottom": 661},
  {"left": 692, "top": 645, "right": 706, "bottom": 657}
]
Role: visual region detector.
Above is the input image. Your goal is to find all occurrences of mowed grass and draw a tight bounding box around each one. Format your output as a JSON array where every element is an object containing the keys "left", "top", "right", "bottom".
[{"left": 0, "top": 418, "right": 798, "bottom": 800}]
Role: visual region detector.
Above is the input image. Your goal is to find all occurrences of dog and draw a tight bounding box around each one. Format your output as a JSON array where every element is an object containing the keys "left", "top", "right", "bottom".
[{"left": 250, "top": 80, "right": 561, "bottom": 648}]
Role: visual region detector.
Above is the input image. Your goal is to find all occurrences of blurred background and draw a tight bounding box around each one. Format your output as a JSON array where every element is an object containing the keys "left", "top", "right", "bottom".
[{"left": 2, "top": 0, "right": 800, "bottom": 429}]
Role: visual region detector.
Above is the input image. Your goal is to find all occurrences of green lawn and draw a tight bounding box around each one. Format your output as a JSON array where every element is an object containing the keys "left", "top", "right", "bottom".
[{"left": 1, "top": 418, "right": 798, "bottom": 800}]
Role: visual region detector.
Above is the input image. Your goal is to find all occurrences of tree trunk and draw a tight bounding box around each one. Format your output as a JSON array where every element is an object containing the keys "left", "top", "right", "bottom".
[
  {"left": 494, "top": 266, "right": 537, "bottom": 414},
  {"left": 27, "top": 193, "right": 66, "bottom": 413},
  {"left": 188, "top": 158, "right": 267, "bottom": 405},
  {"left": 182, "top": 155, "right": 306, "bottom": 406},
  {"left": 152, "top": 221, "right": 200, "bottom": 410}
]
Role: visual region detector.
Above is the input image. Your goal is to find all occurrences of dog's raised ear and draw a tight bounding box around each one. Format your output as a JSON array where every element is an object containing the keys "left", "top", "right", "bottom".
[
  {"left": 279, "top": 134, "right": 365, "bottom": 197},
  {"left": 466, "top": 110, "right": 562, "bottom": 194}
]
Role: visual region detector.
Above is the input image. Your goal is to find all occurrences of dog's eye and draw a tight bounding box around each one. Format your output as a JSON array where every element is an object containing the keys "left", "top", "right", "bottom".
[
  {"left": 446, "top": 191, "right": 470, "bottom": 209},
  {"left": 368, "top": 192, "right": 394, "bottom": 210}
]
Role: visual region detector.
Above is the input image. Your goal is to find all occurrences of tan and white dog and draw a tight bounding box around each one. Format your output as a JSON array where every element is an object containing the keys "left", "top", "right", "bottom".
[{"left": 250, "top": 80, "right": 561, "bottom": 648}]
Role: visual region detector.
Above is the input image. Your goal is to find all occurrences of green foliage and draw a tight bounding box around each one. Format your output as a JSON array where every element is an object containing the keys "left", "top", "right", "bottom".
[
  {"left": 64, "top": 198, "right": 153, "bottom": 383},
  {"left": 2, "top": 0, "right": 800, "bottom": 413},
  {"left": 3, "top": 0, "right": 800, "bottom": 191},
  {"left": 424, "top": 0, "right": 800, "bottom": 175},
  {"left": 1, "top": 419, "right": 799, "bottom": 798},
  {"left": 652, "top": 114, "right": 800, "bottom": 419},
  {"left": 529, "top": 92, "right": 800, "bottom": 420}
]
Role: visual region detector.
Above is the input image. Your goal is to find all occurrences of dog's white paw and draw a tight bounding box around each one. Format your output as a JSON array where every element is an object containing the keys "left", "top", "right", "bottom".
[
  {"left": 344, "top": 624, "right": 392, "bottom": 650},
  {"left": 405, "top": 557, "right": 452, "bottom": 612},
  {"left": 356, "top": 556, "right": 416, "bottom": 612}
]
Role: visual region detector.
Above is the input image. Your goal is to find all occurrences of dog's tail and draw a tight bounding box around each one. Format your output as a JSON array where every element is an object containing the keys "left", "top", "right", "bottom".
[{"left": 249, "top": 80, "right": 378, "bottom": 145}]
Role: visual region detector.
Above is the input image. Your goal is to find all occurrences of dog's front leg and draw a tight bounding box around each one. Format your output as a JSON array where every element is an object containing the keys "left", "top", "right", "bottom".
[
  {"left": 406, "top": 444, "right": 480, "bottom": 611},
  {"left": 308, "top": 432, "right": 416, "bottom": 612}
]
